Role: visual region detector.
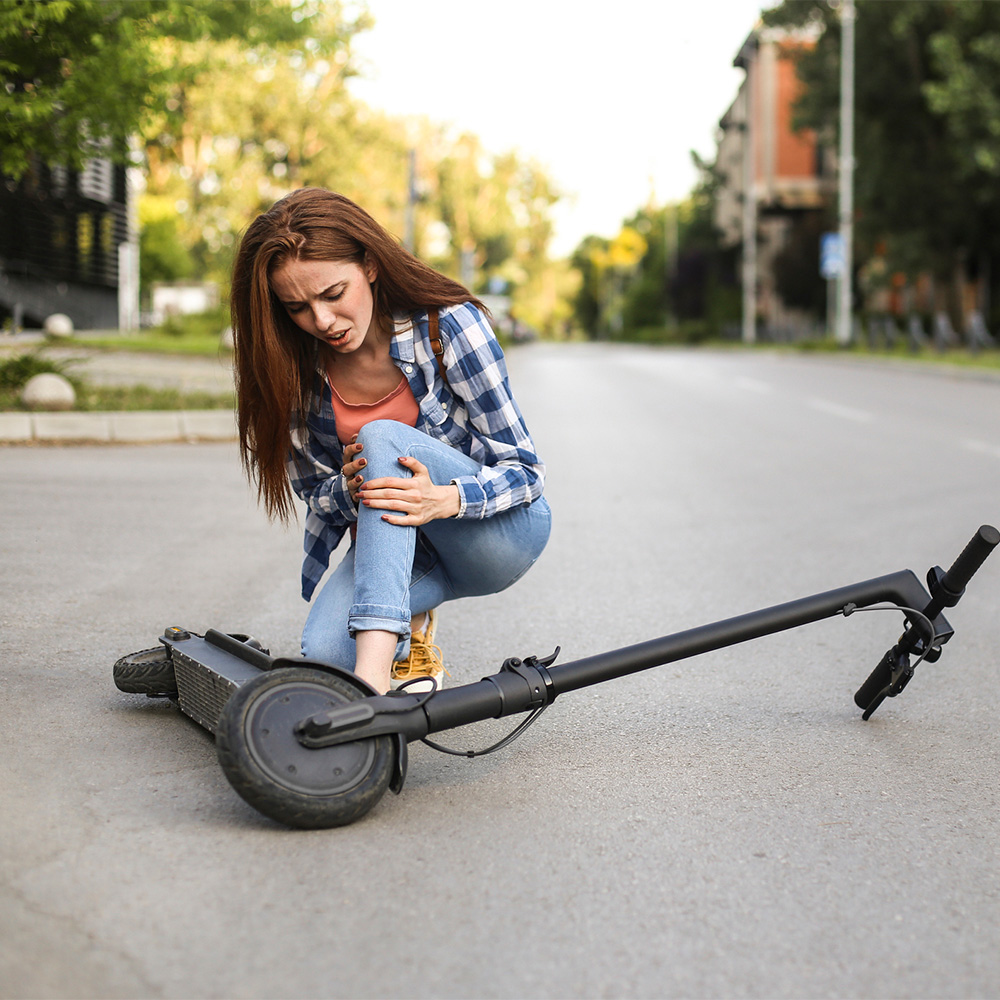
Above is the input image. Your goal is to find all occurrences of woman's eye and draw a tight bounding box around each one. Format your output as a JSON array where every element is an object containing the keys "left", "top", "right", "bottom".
[{"left": 323, "top": 293, "right": 343, "bottom": 303}]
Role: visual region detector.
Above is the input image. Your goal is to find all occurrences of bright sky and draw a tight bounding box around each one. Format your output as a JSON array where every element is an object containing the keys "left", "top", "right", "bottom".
[{"left": 346, "top": 0, "right": 774, "bottom": 256}]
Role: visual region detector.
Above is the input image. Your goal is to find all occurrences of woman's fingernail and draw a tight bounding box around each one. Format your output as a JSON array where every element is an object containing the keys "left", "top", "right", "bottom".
[{"left": 359, "top": 459, "right": 366, "bottom": 467}]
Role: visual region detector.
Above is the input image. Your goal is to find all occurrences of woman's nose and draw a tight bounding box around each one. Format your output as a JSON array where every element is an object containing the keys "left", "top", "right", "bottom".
[{"left": 312, "top": 302, "right": 336, "bottom": 331}]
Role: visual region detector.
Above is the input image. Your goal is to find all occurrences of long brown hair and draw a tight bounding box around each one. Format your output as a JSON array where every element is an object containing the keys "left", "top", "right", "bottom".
[{"left": 231, "top": 188, "right": 484, "bottom": 522}]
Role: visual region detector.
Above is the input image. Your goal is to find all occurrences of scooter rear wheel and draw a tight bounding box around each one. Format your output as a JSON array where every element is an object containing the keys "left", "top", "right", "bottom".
[
  {"left": 113, "top": 646, "right": 178, "bottom": 697},
  {"left": 216, "top": 667, "right": 393, "bottom": 828}
]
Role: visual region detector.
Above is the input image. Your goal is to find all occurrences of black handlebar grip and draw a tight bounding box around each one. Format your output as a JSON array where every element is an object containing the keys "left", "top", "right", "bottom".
[
  {"left": 854, "top": 648, "right": 893, "bottom": 710},
  {"left": 941, "top": 524, "right": 1000, "bottom": 596}
]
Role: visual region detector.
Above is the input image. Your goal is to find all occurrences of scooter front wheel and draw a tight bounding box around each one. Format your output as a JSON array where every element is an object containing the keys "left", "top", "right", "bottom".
[{"left": 216, "top": 667, "right": 394, "bottom": 828}]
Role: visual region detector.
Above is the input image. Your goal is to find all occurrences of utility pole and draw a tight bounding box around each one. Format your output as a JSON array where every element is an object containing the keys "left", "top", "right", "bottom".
[
  {"left": 836, "top": 0, "right": 856, "bottom": 346},
  {"left": 741, "top": 75, "right": 757, "bottom": 345}
]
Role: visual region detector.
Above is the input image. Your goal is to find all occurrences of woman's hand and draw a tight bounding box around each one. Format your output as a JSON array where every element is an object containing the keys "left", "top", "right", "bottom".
[
  {"left": 341, "top": 436, "right": 366, "bottom": 507},
  {"left": 358, "top": 456, "right": 461, "bottom": 526}
]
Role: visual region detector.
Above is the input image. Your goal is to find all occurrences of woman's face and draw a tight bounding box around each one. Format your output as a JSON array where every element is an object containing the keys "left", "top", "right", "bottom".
[{"left": 269, "top": 257, "right": 378, "bottom": 354}]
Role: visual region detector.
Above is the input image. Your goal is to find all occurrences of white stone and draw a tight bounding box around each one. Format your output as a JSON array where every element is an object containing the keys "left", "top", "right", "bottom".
[
  {"left": 20, "top": 372, "right": 77, "bottom": 411},
  {"left": 43, "top": 313, "right": 74, "bottom": 338}
]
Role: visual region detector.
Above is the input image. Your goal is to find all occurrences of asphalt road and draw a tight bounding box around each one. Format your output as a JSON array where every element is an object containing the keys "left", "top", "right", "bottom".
[{"left": 2, "top": 344, "right": 999, "bottom": 999}]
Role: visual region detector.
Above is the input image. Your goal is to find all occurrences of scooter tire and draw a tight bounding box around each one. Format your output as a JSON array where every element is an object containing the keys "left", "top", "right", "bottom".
[
  {"left": 113, "top": 646, "right": 178, "bottom": 697},
  {"left": 216, "top": 667, "right": 394, "bottom": 829}
]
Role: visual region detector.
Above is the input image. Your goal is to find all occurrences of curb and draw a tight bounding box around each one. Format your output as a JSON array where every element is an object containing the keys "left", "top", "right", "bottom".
[{"left": 0, "top": 409, "right": 237, "bottom": 444}]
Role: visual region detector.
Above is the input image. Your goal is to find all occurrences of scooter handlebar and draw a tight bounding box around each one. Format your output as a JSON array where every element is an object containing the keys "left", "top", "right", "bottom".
[
  {"left": 941, "top": 524, "right": 1000, "bottom": 597},
  {"left": 855, "top": 525, "right": 998, "bottom": 717}
]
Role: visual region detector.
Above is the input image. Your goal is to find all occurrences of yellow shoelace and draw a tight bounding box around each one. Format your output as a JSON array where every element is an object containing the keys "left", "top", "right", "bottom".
[{"left": 391, "top": 630, "right": 448, "bottom": 680}]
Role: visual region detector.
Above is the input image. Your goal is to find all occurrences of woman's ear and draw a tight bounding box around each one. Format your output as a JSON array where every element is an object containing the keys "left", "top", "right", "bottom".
[{"left": 364, "top": 254, "right": 378, "bottom": 284}]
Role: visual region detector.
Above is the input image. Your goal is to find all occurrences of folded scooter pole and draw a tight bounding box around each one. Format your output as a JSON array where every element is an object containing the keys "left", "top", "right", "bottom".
[
  {"left": 418, "top": 529, "right": 996, "bottom": 733},
  {"left": 405, "top": 569, "right": 947, "bottom": 739},
  {"left": 543, "top": 569, "right": 945, "bottom": 700}
]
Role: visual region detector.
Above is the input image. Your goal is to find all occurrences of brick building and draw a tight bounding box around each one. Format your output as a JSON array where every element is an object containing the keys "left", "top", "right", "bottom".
[{"left": 715, "top": 23, "right": 834, "bottom": 339}]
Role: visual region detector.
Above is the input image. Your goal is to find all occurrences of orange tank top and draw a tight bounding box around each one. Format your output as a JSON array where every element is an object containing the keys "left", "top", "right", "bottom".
[{"left": 328, "top": 373, "right": 419, "bottom": 445}]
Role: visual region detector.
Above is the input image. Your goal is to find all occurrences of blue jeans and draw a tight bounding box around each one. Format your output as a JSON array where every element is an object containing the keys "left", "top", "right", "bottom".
[{"left": 301, "top": 419, "right": 551, "bottom": 670}]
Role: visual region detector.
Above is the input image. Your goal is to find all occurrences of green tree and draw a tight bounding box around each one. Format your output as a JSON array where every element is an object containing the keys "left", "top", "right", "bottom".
[
  {"left": 425, "top": 132, "right": 559, "bottom": 300},
  {"left": 670, "top": 161, "right": 740, "bottom": 337},
  {"left": 570, "top": 225, "right": 647, "bottom": 339},
  {"left": 571, "top": 234, "right": 606, "bottom": 337},
  {"left": 619, "top": 207, "right": 669, "bottom": 332},
  {"left": 571, "top": 153, "right": 740, "bottom": 341},
  {"left": 140, "top": 18, "right": 379, "bottom": 286},
  {"left": 2, "top": 1, "right": 568, "bottom": 327},
  {"left": 764, "top": 0, "right": 1000, "bottom": 324},
  {"left": 0, "top": 0, "right": 351, "bottom": 178},
  {"left": 140, "top": 52, "right": 562, "bottom": 307},
  {"left": 139, "top": 194, "right": 194, "bottom": 288}
]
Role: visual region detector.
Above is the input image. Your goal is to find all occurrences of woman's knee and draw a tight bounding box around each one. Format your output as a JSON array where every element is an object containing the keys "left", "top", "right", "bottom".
[
  {"left": 356, "top": 419, "right": 412, "bottom": 455},
  {"left": 355, "top": 420, "right": 419, "bottom": 478}
]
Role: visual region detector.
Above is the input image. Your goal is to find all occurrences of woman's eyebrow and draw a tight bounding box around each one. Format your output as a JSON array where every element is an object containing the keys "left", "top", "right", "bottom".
[{"left": 278, "top": 281, "right": 345, "bottom": 305}]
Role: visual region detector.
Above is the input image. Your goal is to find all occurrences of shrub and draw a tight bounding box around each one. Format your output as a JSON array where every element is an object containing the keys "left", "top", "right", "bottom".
[{"left": 0, "top": 352, "right": 78, "bottom": 391}]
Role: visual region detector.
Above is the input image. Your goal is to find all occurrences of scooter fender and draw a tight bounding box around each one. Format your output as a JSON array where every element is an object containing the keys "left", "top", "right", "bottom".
[{"left": 270, "top": 656, "right": 409, "bottom": 796}]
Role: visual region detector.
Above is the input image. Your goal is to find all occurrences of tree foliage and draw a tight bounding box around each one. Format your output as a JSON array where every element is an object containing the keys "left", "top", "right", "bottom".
[
  {"left": 0, "top": 0, "right": 349, "bottom": 178},
  {"left": 2, "top": 0, "right": 566, "bottom": 330},
  {"left": 138, "top": 36, "right": 562, "bottom": 323},
  {"left": 140, "top": 23, "right": 376, "bottom": 283}
]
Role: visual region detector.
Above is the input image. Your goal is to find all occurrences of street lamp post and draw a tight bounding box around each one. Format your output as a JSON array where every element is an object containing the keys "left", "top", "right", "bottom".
[{"left": 742, "top": 90, "right": 757, "bottom": 345}]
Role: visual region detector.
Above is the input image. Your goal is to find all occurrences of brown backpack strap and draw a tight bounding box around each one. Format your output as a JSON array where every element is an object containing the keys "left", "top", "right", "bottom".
[{"left": 428, "top": 308, "right": 447, "bottom": 384}]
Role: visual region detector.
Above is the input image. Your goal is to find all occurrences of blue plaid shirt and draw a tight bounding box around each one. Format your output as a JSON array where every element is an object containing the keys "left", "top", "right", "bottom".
[{"left": 287, "top": 302, "right": 546, "bottom": 599}]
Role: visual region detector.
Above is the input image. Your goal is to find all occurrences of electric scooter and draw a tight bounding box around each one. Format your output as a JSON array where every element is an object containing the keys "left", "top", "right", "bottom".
[{"left": 114, "top": 525, "right": 999, "bottom": 829}]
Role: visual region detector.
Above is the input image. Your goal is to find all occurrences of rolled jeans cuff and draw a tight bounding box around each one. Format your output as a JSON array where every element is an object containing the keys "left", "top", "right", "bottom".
[{"left": 348, "top": 602, "right": 411, "bottom": 638}]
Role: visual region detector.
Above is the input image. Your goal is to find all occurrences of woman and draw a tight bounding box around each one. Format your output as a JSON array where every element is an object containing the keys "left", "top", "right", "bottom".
[{"left": 230, "top": 188, "right": 550, "bottom": 694}]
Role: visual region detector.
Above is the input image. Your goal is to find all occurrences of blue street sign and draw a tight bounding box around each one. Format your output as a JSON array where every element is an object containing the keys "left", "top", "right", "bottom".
[{"left": 820, "top": 232, "right": 844, "bottom": 280}]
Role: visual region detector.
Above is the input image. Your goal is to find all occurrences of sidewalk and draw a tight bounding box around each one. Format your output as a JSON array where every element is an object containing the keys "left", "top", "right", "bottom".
[
  {"left": 0, "top": 408, "right": 236, "bottom": 444},
  {"left": 0, "top": 334, "right": 236, "bottom": 444}
]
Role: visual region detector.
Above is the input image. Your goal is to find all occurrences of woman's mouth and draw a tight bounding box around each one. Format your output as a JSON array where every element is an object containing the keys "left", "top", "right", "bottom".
[{"left": 326, "top": 329, "right": 349, "bottom": 344}]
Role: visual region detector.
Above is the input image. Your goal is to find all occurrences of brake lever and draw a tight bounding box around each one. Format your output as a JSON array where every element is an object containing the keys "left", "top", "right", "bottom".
[{"left": 861, "top": 645, "right": 914, "bottom": 720}]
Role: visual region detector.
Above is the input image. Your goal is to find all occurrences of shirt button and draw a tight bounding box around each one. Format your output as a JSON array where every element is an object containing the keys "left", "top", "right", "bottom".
[
  {"left": 442, "top": 402, "right": 448, "bottom": 411},
  {"left": 404, "top": 365, "right": 413, "bottom": 374}
]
